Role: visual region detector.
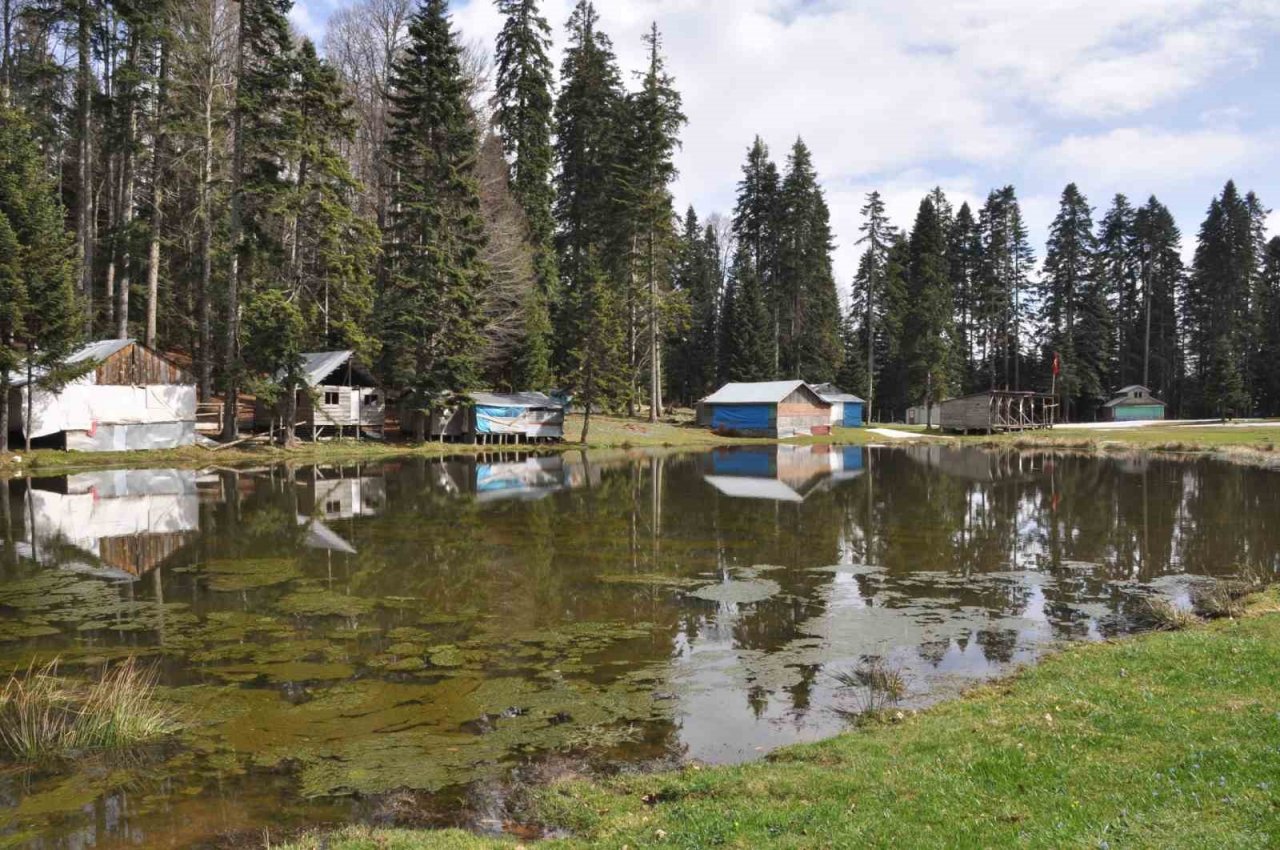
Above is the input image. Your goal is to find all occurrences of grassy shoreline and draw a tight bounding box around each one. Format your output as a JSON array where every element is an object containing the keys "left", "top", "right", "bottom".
[
  {"left": 1, "top": 416, "right": 1277, "bottom": 478},
  {"left": 283, "top": 589, "right": 1280, "bottom": 849}
]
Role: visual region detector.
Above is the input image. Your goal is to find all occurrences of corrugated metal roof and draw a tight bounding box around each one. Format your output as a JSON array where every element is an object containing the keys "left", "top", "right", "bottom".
[
  {"left": 288, "top": 351, "right": 355, "bottom": 386},
  {"left": 702, "top": 380, "right": 827, "bottom": 405},
  {"left": 1115, "top": 385, "right": 1152, "bottom": 395},
  {"left": 809, "top": 382, "right": 865, "bottom": 404},
  {"left": 8, "top": 339, "right": 136, "bottom": 387},
  {"left": 469, "top": 391, "right": 564, "bottom": 409}
]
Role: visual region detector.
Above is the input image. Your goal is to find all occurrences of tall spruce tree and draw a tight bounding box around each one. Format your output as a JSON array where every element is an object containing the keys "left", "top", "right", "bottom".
[
  {"left": 777, "top": 138, "right": 841, "bottom": 382},
  {"left": 1097, "top": 194, "right": 1139, "bottom": 388},
  {"left": 569, "top": 248, "right": 626, "bottom": 442},
  {"left": 553, "top": 1, "right": 624, "bottom": 374},
  {"left": 223, "top": 0, "right": 295, "bottom": 438},
  {"left": 731, "top": 136, "right": 782, "bottom": 374},
  {"left": 668, "top": 207, "right": 720, "bottom": 404},
  {"left": 976, "top": 186, "right": 1035, "bottom": 390},
  {"left": 902, "top": 195, "right": 957, "bottom": 416},
  {"left": 625, "top": 22, "right": 684, "bottom": 419},
  {"left": 285, "top": 38, "right": 379, "bottom": 355},
  {"left": 493, "top": 0, "right": 556, "bottom": 387},
  {"left": 1254, "top": 237, "right": 1280, "bottom": 416},
  {"left": 1039, "top": 184, "right": 1096, "bottom": 419},
  {"left": 720, "top": 253, "right": 774, "bottom": 382},
  {"left": 1185, "top": 182, "right": 1256, "bottom": 418},
  {"left": 948, "top": 201, "right": 981, "bottom": 390},
  {"left": 1131, "top": 196, "right": 1183, "bottom": 405},
  {"left": 0, "top": 102, "right": 80, "bottom": 452},
  {"left": 382, "top": 0, "right": 488, "bottom": 425},
  {"left": 856, "top": 190, "right": 895, "bottom": 411}
]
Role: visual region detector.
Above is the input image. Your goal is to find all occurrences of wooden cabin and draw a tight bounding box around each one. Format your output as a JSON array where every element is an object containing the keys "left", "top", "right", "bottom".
[
  {"left": 810, "top": 383, "right": 865, "bottom": 427},
  {"left": 6, "top": 339, "right": 196, "bottom": 452},
  {"left": 420, "top": 391, "right": 566, "bottom": 444},
  {"left": 254, "top": 351, "right": 385, "bottom": 439},
  {"left": 1100, "top": 385, "right": 1166, "bottom": 422},
  {"left": 700, "top": 381, "right": 832, "bottom": 438},
  {"left": 938, "top": 390, "right": 1058, "bottom": 434}
]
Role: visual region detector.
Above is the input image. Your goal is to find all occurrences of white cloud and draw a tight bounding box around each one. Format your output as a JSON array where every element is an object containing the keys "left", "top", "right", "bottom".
[{"left": 1041, "top": 127, "right": 1270, "bottom": 186}]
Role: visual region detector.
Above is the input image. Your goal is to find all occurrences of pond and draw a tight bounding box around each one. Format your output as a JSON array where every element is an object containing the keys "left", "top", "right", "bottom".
[{"left": 0, "top": 444, "right": 1276, "bottom": 846}]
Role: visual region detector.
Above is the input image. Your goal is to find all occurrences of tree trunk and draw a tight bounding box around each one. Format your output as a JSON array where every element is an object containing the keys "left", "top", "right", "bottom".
[
  {"left": 116, "top": 44, "right": 138, "bottom": 341},
  {"left": 284, "top": 384, "right": 298, "bottom": 447},
  {"left": 0, "top": 371, "right": 8, "bottom": 453},
  {"left": 197, "top": 32, "right": 215, "bottom": 400},
  {"left": 24, "top": 356, "right": 32, "bottom": 453},
  {"left": 648, "top": 229, "right": 661, "bottom": 422},
  {"left": 223, "top": 0, "right": 247, "bottom": 442},
  {"left": 145, "top": 40, "right": 169, "bottom": 349},
  {"left": 76, "top": 0, "right": 94, "bottom": 332}
]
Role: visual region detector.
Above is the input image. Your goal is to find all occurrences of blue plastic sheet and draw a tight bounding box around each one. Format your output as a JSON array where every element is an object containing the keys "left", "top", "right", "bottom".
[
  {"left": 476, "top": 405, "right": 528, "bottom": 434},
  {"left": 842, "top": 402, "right": 864, "bottom": 428},
  {"left": 709, "top": 404, "right": 772, "bottom": 432}
]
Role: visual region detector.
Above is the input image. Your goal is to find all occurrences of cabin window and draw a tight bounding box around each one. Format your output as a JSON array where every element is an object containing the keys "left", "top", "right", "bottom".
[
  {"left": 363, "top": 393, "right": 379, "bottom": 407},
  {"left": 325, "top": 500, "right": 342, "bottom": 514},
  {"left": 324, "top": 391, "right": 340, "bottom": 406}
]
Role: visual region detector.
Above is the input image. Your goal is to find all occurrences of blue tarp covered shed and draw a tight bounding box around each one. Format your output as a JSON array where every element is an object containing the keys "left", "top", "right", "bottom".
[
  {"left": 699, "top": 381, "right": 831, "bottom": 438},
  {"left": 810, "top": 383, "right": 865, "bottom": 428}
]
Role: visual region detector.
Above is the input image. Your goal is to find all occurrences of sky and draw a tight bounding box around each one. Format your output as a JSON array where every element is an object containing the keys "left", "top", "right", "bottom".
[{"left": 292, "top": 0, "right": 1280, "bottom": 289}]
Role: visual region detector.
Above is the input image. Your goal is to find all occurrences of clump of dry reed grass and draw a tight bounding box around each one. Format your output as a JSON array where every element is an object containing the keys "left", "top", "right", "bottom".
[
  {"left": 0, "top": 657, "right": 178, "bottom": 762},
  {"left": 1141, "top": 598, "right": 1200, "bottom": 631}
]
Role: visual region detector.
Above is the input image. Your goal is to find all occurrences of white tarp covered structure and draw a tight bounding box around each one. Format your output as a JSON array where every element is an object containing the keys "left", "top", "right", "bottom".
[{"left": 7, "top": 339, "right": 197, "bottom": 451}]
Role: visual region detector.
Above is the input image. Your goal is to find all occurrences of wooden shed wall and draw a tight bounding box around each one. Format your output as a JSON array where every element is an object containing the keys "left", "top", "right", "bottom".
[
  {"left": 97, "top": 343, "right": 191, "bottom": 386},
  {"left": 939, "top": 395, "right": 993, "bottom": 432}
]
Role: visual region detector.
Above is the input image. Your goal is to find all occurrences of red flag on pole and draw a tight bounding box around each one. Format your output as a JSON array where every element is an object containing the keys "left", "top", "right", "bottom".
[{"left": 1052, "top": 351, "right": 1061, "bottom": 376}]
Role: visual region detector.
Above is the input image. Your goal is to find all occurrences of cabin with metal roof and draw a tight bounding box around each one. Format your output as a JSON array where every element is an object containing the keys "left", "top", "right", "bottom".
[
  {"left": 425, "top": 391, "right": 566, "bottom": 444},
  {"left": 699, "top": 380, "right": 832, "bottom": 438},
  {"left": 809, "top": 383, "right": 866, "bottom": 428},
  {"left": 1100, "top": 385, "right": 1166, "bottom": 422},
  {"left": 253, "top": 351, "right": 385, "bottom": 439},
  {"left": 5, "top": 339, "right": 196, "bottom": 451}
]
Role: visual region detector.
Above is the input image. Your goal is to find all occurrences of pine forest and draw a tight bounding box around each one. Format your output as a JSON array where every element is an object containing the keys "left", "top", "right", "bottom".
[{"left": 1, "top": 0, "right": 1278, "bottom": 452}]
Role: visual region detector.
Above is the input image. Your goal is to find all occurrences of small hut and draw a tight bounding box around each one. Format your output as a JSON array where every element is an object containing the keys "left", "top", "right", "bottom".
[
  {"left": 6, "top": 339, "right": 196, "bottom": 451},
  {"left": 254, "top": 351, "right": 385, "bottom": 439},
  {"left": 938, "top": 390, "right": 1058, "bottom": 434},
  {"left": 1100, "top": 385, "right": 1166, "bottom": 422},
  {"left": 700, "top": 381, "right": 831, "bottom": 438},
  {"left": 810, "top": 383, "right": 865, "bottom": 428},
  {"left": 420, "top": 391, "right": 565, "bottom": 444}
]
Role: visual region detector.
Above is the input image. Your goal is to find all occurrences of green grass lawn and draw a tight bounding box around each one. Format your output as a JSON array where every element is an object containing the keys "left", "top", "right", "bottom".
[
  {"left": 972, "top": 424, "right": 1280, "bottom": 454},
  {"left": 282, "top": 591, "right": 1280, "bottom": 849}
]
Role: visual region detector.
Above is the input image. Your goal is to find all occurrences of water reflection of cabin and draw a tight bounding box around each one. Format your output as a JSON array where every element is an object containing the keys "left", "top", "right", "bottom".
[
  {"left": 426, "top": 392, "right": 566, "bottom": 444},
  {"left": 254, "top": 351, "right": 385, "bottom": 439},
  {"left": 702, "top": 445, "right": 864, "bottom": 502},
  {"left": 20, "top": 470, "right": 198, "bottom": 579},
  {"left": 475, "top": 456, "right": 568, "bottom": 502},
  {"left": 938, "top": 390, "right": 1057, "bottom": 434},
  {"left": 303, "top": 469, "right": 386, "bottom": 519},
  {"left": 6, "top": 339, "right": 196, "bottom": 451}
]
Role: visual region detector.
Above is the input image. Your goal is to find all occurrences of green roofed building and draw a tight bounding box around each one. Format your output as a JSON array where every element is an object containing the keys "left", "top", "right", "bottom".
[{"left": 1100, "top": 385, "right": 1167, "bottom": 422}]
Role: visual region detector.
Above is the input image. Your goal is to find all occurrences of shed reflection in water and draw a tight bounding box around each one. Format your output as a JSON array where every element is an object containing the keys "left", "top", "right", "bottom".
[{"left": 0, "top": 445, "right": 1276, "bottom": 847}]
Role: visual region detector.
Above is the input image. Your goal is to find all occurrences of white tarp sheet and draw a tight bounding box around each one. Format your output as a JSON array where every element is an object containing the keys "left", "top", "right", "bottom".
[{"left": 20, "top": 381, "right": 197, "bottom": 441}]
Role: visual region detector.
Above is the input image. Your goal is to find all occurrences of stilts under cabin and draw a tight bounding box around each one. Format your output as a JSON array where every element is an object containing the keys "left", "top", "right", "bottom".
[{"left": 253, "top": 351, "right": 386, "bottom": 440}]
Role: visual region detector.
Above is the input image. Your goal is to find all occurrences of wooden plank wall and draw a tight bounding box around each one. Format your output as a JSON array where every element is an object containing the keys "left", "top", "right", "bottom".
[{"left": 97, "top": 343, "right": 192, "bottom": 386}]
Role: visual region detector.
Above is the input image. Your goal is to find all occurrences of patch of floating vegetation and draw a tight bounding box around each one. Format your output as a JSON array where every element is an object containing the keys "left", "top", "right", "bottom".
[
  {"left": 686, "top": 578, "right": 782, "bottom": 605},
  {"left": 203, "top": 558, "right": 301, "bottom": 592},
  {"left": 277, "top": 586, "right": 376, "bottom": 618},
  {"left": 596, "top": 573, "right": 702, "bottom": 588}
]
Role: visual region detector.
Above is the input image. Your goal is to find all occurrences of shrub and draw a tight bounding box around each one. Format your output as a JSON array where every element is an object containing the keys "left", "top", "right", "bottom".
[{"left": 1140, "top": 598, "right": 1200, "bottom": 631}]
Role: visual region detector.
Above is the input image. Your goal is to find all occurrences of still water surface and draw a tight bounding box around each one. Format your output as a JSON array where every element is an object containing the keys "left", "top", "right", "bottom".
[{"left": 0, "top": 445, "right": 1276, "bottom": 846}]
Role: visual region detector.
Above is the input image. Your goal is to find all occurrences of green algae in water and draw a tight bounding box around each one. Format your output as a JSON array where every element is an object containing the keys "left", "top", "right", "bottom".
[
  {"left": 686, "top": 578, "right": 782, "bottom": 605},
  {"left": 596, "top": 573, "right": 702, "bottom": 589},
  {"left": 278, "top": 587, "right": 375, "bottom": 618},
  {"left": 204, "top": 558, "right": 301, "bottom": 592},
  {"left": 427, "top": 645, "right": 465, "bottom": 668}
]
